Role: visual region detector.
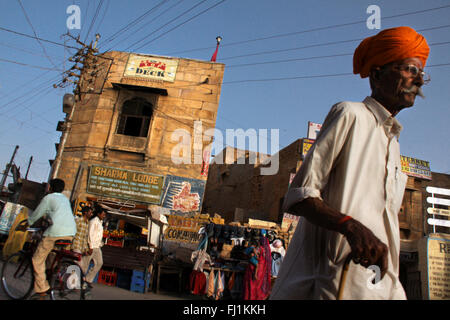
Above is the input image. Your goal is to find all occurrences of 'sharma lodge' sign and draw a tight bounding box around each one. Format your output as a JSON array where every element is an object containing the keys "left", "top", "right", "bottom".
[
  {"left": 124, "top": 54, "right": 179, "bottom": 82},
  {"left": 87, "top": 165, "right": 165, "bottom": 204}
]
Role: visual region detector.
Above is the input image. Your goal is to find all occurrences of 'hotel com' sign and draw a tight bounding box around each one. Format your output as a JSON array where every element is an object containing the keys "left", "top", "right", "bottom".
[
  {"left": 124, "top": 54, "right": 178, "bottom": 82},
  {"left": 87, "top": 165, "right": 165, "bottom": 204}
]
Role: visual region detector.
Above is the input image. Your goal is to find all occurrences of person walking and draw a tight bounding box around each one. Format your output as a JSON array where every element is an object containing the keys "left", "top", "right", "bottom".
[
  {"left": 71, "top": 206, "right": 93, "bottom": 273},
  {"left": 83, "top": 207, "right": 107, "bottom": 287},
  {"left": 270, "top": 26, "right": 430, "bottom": 300}
]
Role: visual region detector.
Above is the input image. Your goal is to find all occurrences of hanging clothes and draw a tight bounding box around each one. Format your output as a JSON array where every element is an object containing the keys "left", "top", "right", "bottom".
[
  {"left": 189, "top": 270, "right": 207, "bottom": 295},
  {"left": 214, "top": 270, "right": 224, "bottom": 300},
  {"left": 207, "top": 269, "right": 215, "bottom": 299},
  {"left": 191, "top": 234, "right": 211, "bottom": 272}
]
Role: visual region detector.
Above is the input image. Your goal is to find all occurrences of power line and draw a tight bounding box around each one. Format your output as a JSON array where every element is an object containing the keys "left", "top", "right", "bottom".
[
  {"left": 94, "top": 0, "right": 110, "bottom": 36},
  {"left": 0, "top": 26, "right": 79, "bottom": 50},
  {"left": 16, "top": 0, "right": 58, "bottom": 69},
  {"left": 100, "top": 0, "right": 169, "bottom": 48},
  {"left": 221, "top": 26, "right": 450, "bottom": 61},
  {"left": 124, "top": 0, "right": 210, "bottom": 51},
  {"left": 226, "top": 39, "right": 450, "bottom": 69},
  {"left": 101, "top": 0, "right": 187, "bottom": 53},
  {"left": 0, "top": 57, "right": 63, "bottom": 71},
  {"left": 166, "top": 4, "right": 450, "bottom": 56},
  {"left": 84, "top": 0, "right": 105, "bottom": 43},
  {"left": 221, "top": 63, "right": 450, "bottom": 85},
  {"left": 127, "top": 0, "right": 228, "bottom": 52}
]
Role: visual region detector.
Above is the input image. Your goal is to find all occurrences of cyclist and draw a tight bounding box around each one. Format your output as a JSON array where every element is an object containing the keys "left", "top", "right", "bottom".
[{"left": 27, "top": 178, "right": 76, "bottom": 299}]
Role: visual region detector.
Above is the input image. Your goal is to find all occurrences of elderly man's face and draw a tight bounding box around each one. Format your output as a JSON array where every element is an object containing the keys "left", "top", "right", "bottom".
[{"left": 371, "top": 57, "right": 425, "bottom": 114}]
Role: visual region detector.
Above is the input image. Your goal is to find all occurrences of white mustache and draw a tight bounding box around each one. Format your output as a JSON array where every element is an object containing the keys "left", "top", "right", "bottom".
[{"left": 402, "top": 86, "right": 425, "bottom": 98}]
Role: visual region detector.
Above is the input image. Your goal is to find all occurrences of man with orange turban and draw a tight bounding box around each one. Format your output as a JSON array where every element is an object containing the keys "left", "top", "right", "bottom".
[{"left": 270, "top": 26, "right": 429, "bottom": 300}]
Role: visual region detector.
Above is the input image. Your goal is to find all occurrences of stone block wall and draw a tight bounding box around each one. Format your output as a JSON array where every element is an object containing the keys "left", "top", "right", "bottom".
[{"left": 54, "top": 51, "right": 225, "bottom": 204}]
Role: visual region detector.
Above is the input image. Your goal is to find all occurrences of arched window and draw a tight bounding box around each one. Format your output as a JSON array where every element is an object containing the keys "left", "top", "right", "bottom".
[{"left": 116, "top": 97, "right": 153, "bottom": 137}]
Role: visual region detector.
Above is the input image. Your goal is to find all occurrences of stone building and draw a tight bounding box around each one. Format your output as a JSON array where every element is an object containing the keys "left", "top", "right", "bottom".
[
  {"left": 202, "top": 137, "right": 450, "bottom": 299},
  {"left": 51, "top": 51, "right": 225, "bottom": 216}
]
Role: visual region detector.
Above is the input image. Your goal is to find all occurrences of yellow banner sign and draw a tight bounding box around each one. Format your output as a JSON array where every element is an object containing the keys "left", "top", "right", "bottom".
[
  {"left": 301, "top": 138, "right": 315, "bottom": 157},
  {"left": 401, "top": 155, "right": 432, "bottom": 180},
  {"left": 427, "top": 237, "right": 450, "bottom": 300},
  {"left": 124, "top": 54, "right": 178, "bottom": 82}
]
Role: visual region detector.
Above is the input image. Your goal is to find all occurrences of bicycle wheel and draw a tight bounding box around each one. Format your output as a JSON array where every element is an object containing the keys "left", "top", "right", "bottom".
[
  {"left": 1, "top": 252, "right": 34, "bottom": 300},
  {"left": 49, "top": 260, "right": 86, "bottom": 300}
]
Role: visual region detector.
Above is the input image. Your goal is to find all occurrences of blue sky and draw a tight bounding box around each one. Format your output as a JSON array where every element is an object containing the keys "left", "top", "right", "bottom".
[{"left": 0, "top": 0, "right": 449, "bottom": 184}]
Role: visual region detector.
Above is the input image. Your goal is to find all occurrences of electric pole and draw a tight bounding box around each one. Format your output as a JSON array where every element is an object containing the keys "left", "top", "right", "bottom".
[{"left": 0, "top": 145, "right": 19, "bottom": 192}]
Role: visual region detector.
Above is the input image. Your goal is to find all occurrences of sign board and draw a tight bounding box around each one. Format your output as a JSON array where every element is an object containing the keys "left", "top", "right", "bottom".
[
  {"left": 161, "top": 175, "right": 206, "bottom": 214},
  {"left": 281, "top": 213, "right": 301, "bottom": 232},
  {"left": 427, "top": 186, "right": 450, "bottom": 231},
  {"left": 400, "top": 155, "right": 432, "bottom": 180},
  {"left": 428, "top": 208, "right": 450, "bottom": 217},
  {"left": 420, "top": 236, "right": 450, "bottom": 300},
  {"left": 163, "top": 215, "right": 207, "bottom": 244},
  {"left": 427, "top": 197, "right": 450, "bottom": 206},
  {"left": 427, "top": 187, "right": 450, "bottom": 196},
  {"left": 301, "top": 138, "right": 315, "bottom": 157},
  {"left": 124, "top": 54, "right": 179, "bottom": 82},
  {"left": 307, "top": 122, "right": 322, "bottom": 140},
  {"left": 0, "top": 203, "right": 27, "bottom": 235},
  {"left": 87, "top": 165, "right": 165, "bottom": 204}
]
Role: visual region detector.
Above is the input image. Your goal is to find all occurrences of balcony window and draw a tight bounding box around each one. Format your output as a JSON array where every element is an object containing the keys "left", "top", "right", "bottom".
[{"left": 117, "top": 97, "right": 153, "bottom": 137}]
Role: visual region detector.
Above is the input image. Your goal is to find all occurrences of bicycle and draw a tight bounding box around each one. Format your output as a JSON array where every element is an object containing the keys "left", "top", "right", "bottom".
[{"left": 1, "top": 219, "right": 91, "bottom": 300}]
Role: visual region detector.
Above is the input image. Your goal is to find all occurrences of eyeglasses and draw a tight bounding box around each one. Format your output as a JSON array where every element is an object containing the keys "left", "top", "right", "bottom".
[{"left": 396, "top": 64, "right": 431, "bottom": 84}]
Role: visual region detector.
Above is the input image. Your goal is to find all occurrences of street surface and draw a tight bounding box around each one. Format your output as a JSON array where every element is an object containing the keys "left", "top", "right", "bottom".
[{"left": 0, "top": 257, "right": 197, "bottom": 300}]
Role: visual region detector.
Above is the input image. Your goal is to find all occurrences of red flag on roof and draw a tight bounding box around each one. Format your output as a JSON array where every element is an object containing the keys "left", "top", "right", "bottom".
[{"left": 211, "top": 36, "right": 222, "bottom": 62}]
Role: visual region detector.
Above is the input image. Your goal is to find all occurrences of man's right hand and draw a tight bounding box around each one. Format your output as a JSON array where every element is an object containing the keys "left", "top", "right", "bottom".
[
  {"left": 341, "top": 218, "right": 389, "bottom": 280},
  {"left": 289, "top": 198, "right": 389, "bottom": 280}
]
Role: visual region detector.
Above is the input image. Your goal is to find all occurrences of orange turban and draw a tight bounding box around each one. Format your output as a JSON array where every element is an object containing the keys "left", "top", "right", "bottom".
[{"left": 353, "top": 26, "right": 430, "bottom": 78}]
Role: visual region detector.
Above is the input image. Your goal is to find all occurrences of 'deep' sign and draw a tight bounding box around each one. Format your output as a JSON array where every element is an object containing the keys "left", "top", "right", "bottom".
[
  {"left": 87, "top": 165, "right": 165, "bottom": 204},
  {"left": 123, "top": 54, "right": 179, "bottom": 82}
]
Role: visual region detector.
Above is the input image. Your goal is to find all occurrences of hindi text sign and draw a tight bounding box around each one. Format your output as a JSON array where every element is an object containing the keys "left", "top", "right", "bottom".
[{"left": 87, "top": 165, "right": 164, "bottom": 204}]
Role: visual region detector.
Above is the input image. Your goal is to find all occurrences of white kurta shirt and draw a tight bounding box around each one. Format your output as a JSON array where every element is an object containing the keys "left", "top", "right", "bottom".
[
  {"left": 88, "top": 216, "right": 104, "bottom": 249},
  {"left": 270, "top": 97, "right": 407, "bottom": 300}
]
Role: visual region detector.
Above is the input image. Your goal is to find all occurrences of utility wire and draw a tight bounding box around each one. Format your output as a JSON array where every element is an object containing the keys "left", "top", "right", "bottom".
[
  {"left": 0, "top": 26, "right": 79, "bottom": 50},
  {"left": 16, "top": 0, "right": 58, "bottom": 69},
  {"left": 100, "top": 0, "right": 168, "bottom": 48},
  {"left": 123, "top": 0, "right": 210, "bottom": 51},
  {"left": 84, "top": 0, "right": 105, "bottom": 43},
  {"left": 221, "top": 26, "right": 450, "bottom": 61},
  {"left": 0, "top": 57, "right": 63, "bottom": 71},
  {"left": 226, "top": 39, "right": 450, "bottom": 69},
  {"left": 222, "top": 63, "right": 450, "bottom": 85},
  {"left": 166, "top": 4, "right": 450, "bottom": 56},
  {"left": 94, "top": 0, "right": 110, "bottom": 36},
  {"left": 101, "top": 0, "right": 186, "bottom": 52}
]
